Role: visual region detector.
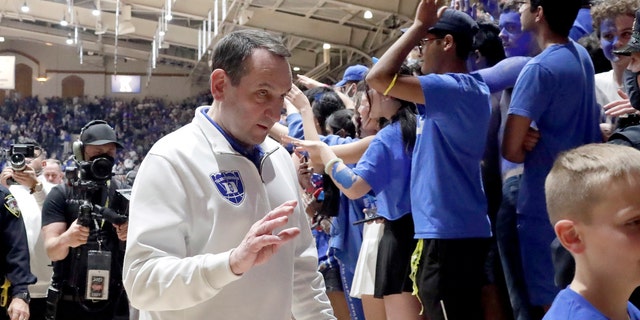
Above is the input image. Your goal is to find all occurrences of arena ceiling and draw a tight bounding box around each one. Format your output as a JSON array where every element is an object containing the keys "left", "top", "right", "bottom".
[{"left": 0, "top": 0, "right": 419, "bottom": 84}]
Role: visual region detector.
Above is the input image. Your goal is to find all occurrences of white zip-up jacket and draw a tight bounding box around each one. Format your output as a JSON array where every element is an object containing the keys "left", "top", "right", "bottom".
[{"left": 124, "top": 106, "right": 334, "bottom": 320}]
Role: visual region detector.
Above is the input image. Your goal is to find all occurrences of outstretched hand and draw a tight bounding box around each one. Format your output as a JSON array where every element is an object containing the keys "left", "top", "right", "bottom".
[
  {"left": 229, "top": 200, "right": 301, "bottom": 275},
  {"left": 603, "top": 90, "right": 640, "bottom": 117}
]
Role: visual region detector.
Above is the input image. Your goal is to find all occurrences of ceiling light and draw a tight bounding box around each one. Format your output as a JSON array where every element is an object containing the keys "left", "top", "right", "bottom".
[
  {"left": 293, "top": 66, "right": 301, "bottom": 72},
  {"left": 159, "top": 30, "right": 165, "bottom": 36},
  {"left": 60, "top": 19, "right": 68, "bottom": 26},
  {"left": 92, "top": 9, "right": 101, "bottom": 16},
  {"left": 166, "top": 14, "right": 173, "bottom": 21},
  {"left": 45, "top": 42, "right": 53, "bottom": 46},
  {"left": 0, "top": 37, "right": 5, "bottom": 42},
  {"left": 21, "top": 1, "right": 29, "bottom": 13},
  {"left": 323, "top": 43, "right": 331, "bottom": 50},
  {"left": 363, "top": 10, "right": 373, "bottom": 19},
  {"left": 66, "top": 35, "right": 73, "bottom": 45},
  {"left": 36, "top": 75, "right": 48, "bottom": 82}
]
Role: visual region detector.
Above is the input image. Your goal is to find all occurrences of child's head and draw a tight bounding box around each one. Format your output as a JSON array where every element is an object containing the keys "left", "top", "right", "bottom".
[{"left": 546, "top": 144, "right": 640, "bottom": 285}]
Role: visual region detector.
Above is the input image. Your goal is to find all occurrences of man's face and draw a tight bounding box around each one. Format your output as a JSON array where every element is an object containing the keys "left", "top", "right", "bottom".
[
  {"left": 419, "top": 35, "right": 445, "bottom": 75},
  {"left": 599, "top": 16, "right": 634, "bottom": 65},
  {"left": 499, "top": 11, "right": 535, "bottom": 57},
  {"left": 214, "top": 49, "right": 292, "bottom": 147},
  {"left": 519, "top": 1, "right": 535, "bottom": 33},
  {"left": 25, "top": 148, "right": 44, "bottom": 173},
  {"left": 84, "top": 143, "right": 117, "bottom": 161},
  {"left": 43, "top": 163, "right": 63, "bottom": 184}
]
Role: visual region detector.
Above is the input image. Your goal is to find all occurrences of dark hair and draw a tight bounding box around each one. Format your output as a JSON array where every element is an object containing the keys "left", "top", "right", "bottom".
[
  {"left": 474, "top": 21, "right": 506, "bottom": 67},
  {"left": 303, "top": 86, "right": 334, "bottom": 105},
  {"left": 388, "top": 65, "right": 417, "bottom": 154},
  {"left": 209, "top": 29, "right": 291, "bottom": 85},
  {"left": 529, "top": 0, "right": 581, "bottom": 37},
  {"left": 325, "top": 109, "right": 356, "bottom": 138},
  {"left": 311, "top": 91, "right": 346, "bottom": 135}
]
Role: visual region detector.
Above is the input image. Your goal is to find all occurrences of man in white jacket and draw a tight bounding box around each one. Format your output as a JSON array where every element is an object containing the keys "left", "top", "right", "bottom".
[{"left": 123, "top": 29, "right": 335, "bottom": 320}]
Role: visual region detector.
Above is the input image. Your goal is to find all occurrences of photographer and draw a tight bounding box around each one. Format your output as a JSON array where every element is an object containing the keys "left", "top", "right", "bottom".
[
  {"left": 41, "top": 121, "right": 129, "bottom": 320},
  {"left": 0, "top": 140, "right": 50, "bottom": 320},
  {"left": 0, "top": 185, "right": 36, "bottom": 320}
]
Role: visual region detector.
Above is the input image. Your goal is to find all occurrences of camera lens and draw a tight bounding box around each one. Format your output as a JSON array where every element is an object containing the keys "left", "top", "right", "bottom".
[
  {"left": 9, "top": 153, "right": 26, "bottom": 171},
  {"left": 90, "top": 158, "right": 113, "bottom": 181}
]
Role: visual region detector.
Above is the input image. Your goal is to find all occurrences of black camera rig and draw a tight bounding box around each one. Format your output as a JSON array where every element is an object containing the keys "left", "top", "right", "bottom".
[
  {"left": 73, "top": 199, "right": 128, "bottom": 227},
  {"left": 65, "top": 157, "right": 129, "bottom": 227}
]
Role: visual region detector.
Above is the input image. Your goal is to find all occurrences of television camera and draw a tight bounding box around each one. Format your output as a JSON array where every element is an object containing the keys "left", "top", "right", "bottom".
[{"left": 65, "top": 156, "right": 129, "bottom": 227}]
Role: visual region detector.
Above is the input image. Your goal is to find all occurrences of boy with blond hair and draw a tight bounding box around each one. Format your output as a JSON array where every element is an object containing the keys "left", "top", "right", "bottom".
[{"left": 544, "top": 143, "right": 640, "bottom": 319}]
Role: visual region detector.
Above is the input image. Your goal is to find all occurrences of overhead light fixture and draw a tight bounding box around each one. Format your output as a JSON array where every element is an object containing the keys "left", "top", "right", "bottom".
[
  {"left": 60, "top": 12, "right": 68, "bottom": 26},
  {"left": 363, "top": 10, "right": 373, "bottom": 19},
  {"left": 323, "top": 43, "right": 331, "bottom": 50},
  {"left": 159, "top": 30, "right": 165, "bottom": 36},
  {"left": 21, "top": 1, "right": 29, "bottom": 13},
  {"left": 166, "top": 0, "right": 172, "bottom": 21},
  {"left": 92, "top": 9, "right": 101, "bottom": 16},
  {"left": 293, "top": 66, "right": 301, "bottom": 72},
  {"left": 36, "top": 74, "right": 48, "bottom": 82},
  {"left": 66, "top": 34, "right": 73, "bottom": 45},
  {"left": 0, "top": 37, "right": 5, "bottom": 42}
]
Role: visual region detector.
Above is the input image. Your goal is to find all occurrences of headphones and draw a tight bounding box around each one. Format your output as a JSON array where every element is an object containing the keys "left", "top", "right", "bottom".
[{"left": 72, "top": 120, "right": 111, "bottom": 162}]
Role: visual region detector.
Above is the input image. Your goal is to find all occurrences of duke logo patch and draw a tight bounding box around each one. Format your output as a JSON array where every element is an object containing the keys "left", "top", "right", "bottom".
[
  {"left": 4, "top": 194, "right": 21, "bottom": 218},
  {"left": 211, "top": 171, "right": 245, "bottom": 205}
]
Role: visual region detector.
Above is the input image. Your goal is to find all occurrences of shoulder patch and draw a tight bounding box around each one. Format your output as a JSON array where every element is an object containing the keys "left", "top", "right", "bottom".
[
  {"left": 211, "top": 171, "right": 245, "bottom": 206},
  {"left": 4, "top": 194, "right": 21, "bottom": 218}
]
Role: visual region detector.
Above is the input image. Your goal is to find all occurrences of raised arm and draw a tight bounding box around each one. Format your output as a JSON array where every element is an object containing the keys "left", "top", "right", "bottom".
[{"left": 367, "top": 0, "right": 444, "bottom": 104}]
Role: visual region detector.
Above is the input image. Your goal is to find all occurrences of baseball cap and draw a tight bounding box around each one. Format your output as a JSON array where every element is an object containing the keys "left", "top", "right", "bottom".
[
  {"left": 614, "top": 9, "right": 640, "bottom": 56},
  {"left": 81, "top": 122, "right": 124, "bottom": 148},
  {"left": 335, "top": 64, "right": 369, "bottom": 87},
  {"left": 428, "top": 9, "right": 479, "bottom": 47}
]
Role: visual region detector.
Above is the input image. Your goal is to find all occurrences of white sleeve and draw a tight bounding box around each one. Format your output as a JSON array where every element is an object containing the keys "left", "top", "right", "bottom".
[
  {"left": 288, "top": 173, "right": 336, "bottom": 319},
  {"left": 123, "top": 154, "right": 241, "bottom": 311}
]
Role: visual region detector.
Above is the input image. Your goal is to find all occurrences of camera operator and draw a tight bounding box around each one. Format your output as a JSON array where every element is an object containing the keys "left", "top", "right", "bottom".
[
  {"left": 0, "top": 140, "right": 50, "bottom": 320},
  {"left": 41, "top": 121, "right": 129, "bottom": 320},
  {"left": 0, "top": 184, "right": 37, "bottom": 320}
]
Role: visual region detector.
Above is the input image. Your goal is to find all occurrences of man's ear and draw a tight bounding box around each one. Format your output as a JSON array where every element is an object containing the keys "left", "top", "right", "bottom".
[
  {"left": 554, "top": 220, "right": 585, "bottom": 254},
  {"left": 443, "top": 34, "right": 456, "bottom": 53},
  {"left": 210, "top": 69, "right": 227, "bottom": 101},
  {"left": 534, "top": 5, "right": 544, "bottom": 24}
]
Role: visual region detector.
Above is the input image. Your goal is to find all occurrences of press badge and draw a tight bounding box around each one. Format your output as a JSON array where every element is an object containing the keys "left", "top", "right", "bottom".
[{"left": 86, "top": 250, "right": 111, "bottom": 300}]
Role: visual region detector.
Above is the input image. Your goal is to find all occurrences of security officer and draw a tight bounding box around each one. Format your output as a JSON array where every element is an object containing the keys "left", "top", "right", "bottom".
[
  {"left": 41, "top": 120, "right": 129, "bottom": 320},
  {"left": 0, "top": 184, "right": 36, "bottom": 320}
]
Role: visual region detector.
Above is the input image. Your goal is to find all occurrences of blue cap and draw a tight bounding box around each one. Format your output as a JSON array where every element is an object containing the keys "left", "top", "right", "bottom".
[{"left": 335, "top": 64, "right": 368, "bottom": 87}]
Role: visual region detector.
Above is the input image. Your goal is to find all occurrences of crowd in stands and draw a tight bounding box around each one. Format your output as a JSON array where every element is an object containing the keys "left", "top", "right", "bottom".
[{"left": 0, "top": 91, "right": 212, "bottom": 178}]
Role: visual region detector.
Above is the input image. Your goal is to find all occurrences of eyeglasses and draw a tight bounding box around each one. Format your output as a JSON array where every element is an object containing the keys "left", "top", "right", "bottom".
[{"left": 417, "top": 38, "right": 441, "bottom": 52}]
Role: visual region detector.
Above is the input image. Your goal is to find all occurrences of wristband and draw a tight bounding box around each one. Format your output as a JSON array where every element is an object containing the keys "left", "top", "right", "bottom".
[
  {"left": 324, "top": 158, "right": 344, "bottom": 175},
  {"left": 383, "top": 73, "right": 399, "bottom": 96}
]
